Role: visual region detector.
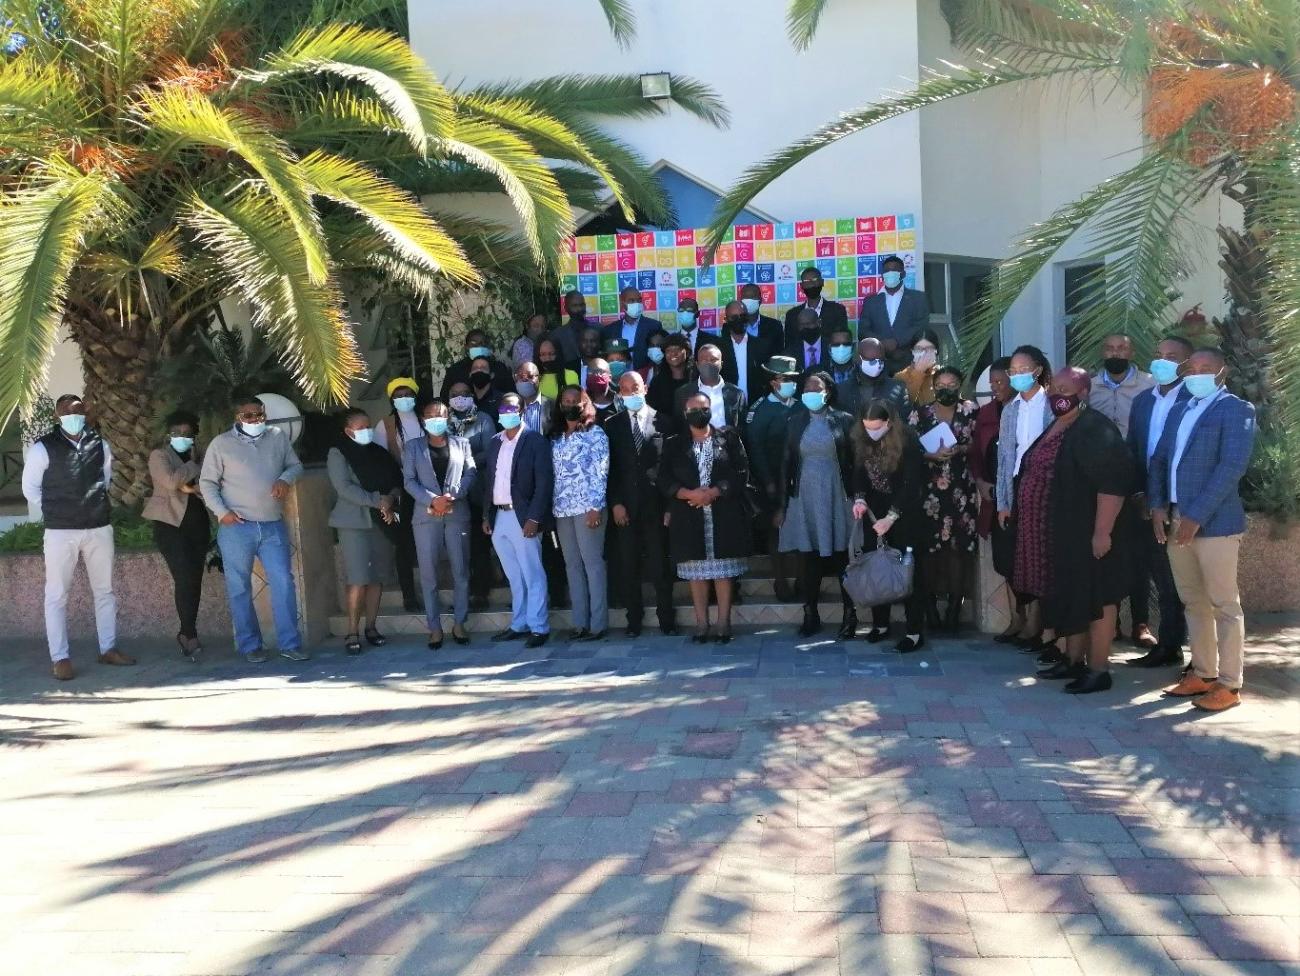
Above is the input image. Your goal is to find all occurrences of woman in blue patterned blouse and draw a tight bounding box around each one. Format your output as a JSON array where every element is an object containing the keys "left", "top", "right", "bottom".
[{"left": 550, "top": 385, "right": 611, "bottom": 640}]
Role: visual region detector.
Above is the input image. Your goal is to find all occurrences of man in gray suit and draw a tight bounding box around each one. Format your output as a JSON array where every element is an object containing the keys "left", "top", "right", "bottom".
[{"left": 857, "top": 254, "right": 929, "bottom": 376}]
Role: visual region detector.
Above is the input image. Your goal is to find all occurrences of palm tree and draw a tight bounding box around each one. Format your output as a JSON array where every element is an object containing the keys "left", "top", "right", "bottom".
[
  {"left": 0, "top": 0, "right": 726, "bottom": 503},
  {"left": 704, "top": 0, "right": 1299, "bottom": 432}
]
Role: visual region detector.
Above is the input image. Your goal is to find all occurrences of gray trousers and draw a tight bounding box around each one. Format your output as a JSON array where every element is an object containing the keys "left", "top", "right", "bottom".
[
  {"left": 414, "top": 517, "right": 471, "bottom": 628},
  {"left": 556, "top": 513, "right": 608, "bottom": 632}
]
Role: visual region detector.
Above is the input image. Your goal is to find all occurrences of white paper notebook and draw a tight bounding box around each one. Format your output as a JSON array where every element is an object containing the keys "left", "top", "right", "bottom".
[{"left": 919, "top": 422, "right": 957, "bottom": 454}]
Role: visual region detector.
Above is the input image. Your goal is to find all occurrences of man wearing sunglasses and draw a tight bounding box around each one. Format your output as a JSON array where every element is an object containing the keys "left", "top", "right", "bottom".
[{"left": 782, "top": 267, "right": 849, "bottom": 348}]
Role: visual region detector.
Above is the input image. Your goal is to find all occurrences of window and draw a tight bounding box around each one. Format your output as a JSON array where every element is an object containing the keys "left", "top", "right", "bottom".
[{"left": 1063, "top": 261, "right": 1104, "bottom": 323}]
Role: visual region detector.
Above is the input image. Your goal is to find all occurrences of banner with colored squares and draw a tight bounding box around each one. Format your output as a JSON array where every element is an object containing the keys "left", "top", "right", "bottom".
[{"left": 559, "top": 215, "right": 919, "bottom": 332}]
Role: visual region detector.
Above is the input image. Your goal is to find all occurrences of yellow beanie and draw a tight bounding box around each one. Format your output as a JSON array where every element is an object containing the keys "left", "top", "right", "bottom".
[{"left": 386, "top": 377, "right": 419, "bottom": 398}]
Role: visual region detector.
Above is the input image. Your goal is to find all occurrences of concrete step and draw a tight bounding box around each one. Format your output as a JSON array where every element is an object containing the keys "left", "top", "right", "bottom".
[{"left": 376, "top": 575, "right": 798, "bottom": 610}]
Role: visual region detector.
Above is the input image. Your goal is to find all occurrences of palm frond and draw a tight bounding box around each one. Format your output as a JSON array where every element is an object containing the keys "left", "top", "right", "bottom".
[
  {"left": 436, "top": 117, "right": 574, "bottom": 268},
  {"left": 0, "top": 168, "right": 115, "bottom": 425},
  {"left": 0, "top": 60, "right": 85, "bottom": 133},
  {"left": 703, "top": 60, "right": 1097, "bottom": 256},
  {"left": 253, "top": 23, "right": 453, "bottom": 154},
  {"left": 1254, "top": 122, "right": 1300, "bottom": 432},
  {"left": 180, "top": 191, "right": 364, "bottom": 405},
  {"left": 787, "top": 0, "right": 833, "bottom": 52},
  {"left": 298, "top": 149, "right": 479, "bottom": 285},
  {"left": 595, "top": 0, "right": 637, "bottom": 49},
  {"left": 942, "top": 0, "right": 1126, "bottom": 73},
  {"left": 465, "top": 74, "right": 730, "bottom": 128},
  {"left": 137, "top": 86, "right": 329, "bottom": 284}
]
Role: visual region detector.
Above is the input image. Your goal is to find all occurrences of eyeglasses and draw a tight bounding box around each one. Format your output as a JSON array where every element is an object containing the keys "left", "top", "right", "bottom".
[{"left": 238, "top": 412, "right": 267, "bottom": 422}]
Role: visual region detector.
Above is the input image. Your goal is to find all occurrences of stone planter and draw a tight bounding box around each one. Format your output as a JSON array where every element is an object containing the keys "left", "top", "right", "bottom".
[{"left": 1238, "top": 514, "right": 1300, "bottom": 613}]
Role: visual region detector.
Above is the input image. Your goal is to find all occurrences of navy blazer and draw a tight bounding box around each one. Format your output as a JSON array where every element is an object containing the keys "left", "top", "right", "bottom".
[
  {"left": 482, "top": 428, "right": 554, "bottom": 529},
  {"left": 1126, "top": 384, "right": 1192, "bottom": 491},
  {"left": 602, "top": 316, "right": 664, "bottom": 369},
  {"left": 402, "top": 435, "right": 476, "bottom": 525},
  {"left": 1147, "top": 392, "right": 1256, "bottom": 537},
  {"left": 857, "top": 288, "right": 930, "bottom": 373}
]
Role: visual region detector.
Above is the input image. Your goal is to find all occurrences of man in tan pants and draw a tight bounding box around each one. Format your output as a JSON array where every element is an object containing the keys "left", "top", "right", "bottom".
[{"left": 1147, "top": 350, "right": 1256, "bottom": 712}]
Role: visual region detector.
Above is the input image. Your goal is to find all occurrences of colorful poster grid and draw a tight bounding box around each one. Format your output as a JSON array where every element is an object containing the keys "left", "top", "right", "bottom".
[{"left": 559, "top": 216, "right": 919, "bottom": 332}]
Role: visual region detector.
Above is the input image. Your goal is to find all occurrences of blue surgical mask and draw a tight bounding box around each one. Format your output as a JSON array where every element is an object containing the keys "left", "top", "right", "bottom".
[
  {"left": 622, "top": 394, "right": 645, "bottom": 412},
  {"left": 1184, "top": 373, "right": 1220, "bottom": 399},
  {"left": 624, "top": 302, "right": 643, "bottom": 319},
  {"left": 1149, "top": 359, "right": 1180, "bottom": 385},
  {"left": 610, "top": 361, "right": 629, "bottom": 379},
  {"left": 349, "top": 428, "right": 374, "bottom": 446},
  {"left": 1009, "top": 373, "right": 1037, "bottom": 394},
  {"left": 882, "top": 270, "right": 903, "bottom": 289},
  {"left": 830, "top": 344, "right": 853, "bottom": 365},
  {"left": 169, "top": 436, "right": 194, "bottom": 453},
  {"left": 778, "top": 381, "right": 797, "bottom": 400},
  {"left": 647, "top": 347, "right": 665, "bottom": 365},
  {"left": 423, "top": 417, "right": 448, "bottom": 436},
  {"left": 58, "top": 414, "right": 86, "bottom": 436},
  {"left": 468, "top": 346, "right": 491, "bottom": 360},
  {"left": 801, "top": 391, "right": 827, "bottom": 411},
  {"left": 677, "top": 310, "right": 696, "bottom": 329},
  {"left": 393, "top": 396, "right": 416, "bottom": 413},
  {"left": 741, "top": 298, "right": 760, "bottom": 315},
  {"left": 499, "top": 411, "right": 521, "bottom": 430},
  {"left": 240, "top": 422, "right": 266, "bottom": 437}
]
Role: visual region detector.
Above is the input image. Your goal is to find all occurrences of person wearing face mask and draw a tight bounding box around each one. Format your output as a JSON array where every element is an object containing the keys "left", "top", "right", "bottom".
[
  {"left": 514, "top": 360, "right": 552, "bottom": 436},
  {"left": 672, "top": 297, "right": 704, "bottom": 356},
  {"left": 638, "top": 331, "right": 667, "bottom": 387},
  {"left": 720, "top": 299, "right": 776, "bottom": 405},
  {"left": 842, "top": 337, "right": 911, "bottom": 419},
  {"left": 144, "top": 410, "right": 212, "bottom": 661},
  {"left": 674, "top": 343, "right": 746, "bottom": 435},
  {"left": 893, "top": 329, "right": 942, "bottom": 407},
  {"left": 371, "top": 377, "right": 423, "bottom": 613},
  {"left": 199, "top": 394, "right": 307, "bottom": 664},
  {"left": 549, "top": 290, "right": 587, "bottom": 364},
  {"left": 660, "top": 392, "right": 753, "bottom": 643},
  {"left": 467, "top": 355, "right": 503, "bottom": 419},
  {"left": 577, "top": 326, "right": 604, "bottom": 389},
  {"left": 1124, "top": 335, "right": 1195, "bottom": 668},
  {"left": 404, "top": 400, "right": 477, "bottom": 649},
  {"left": 584, "top": 357, "right": 623, "bottom": 427},
  {"left": 821, "top": 326, "right": 858, "bottom": 401},
  {"left": 738, "top": 283, "right": 783, "bottom": 347},
  {"left": 648, "top": 333, "right": 696, "bottom": 422},
  {"left": 907, "top": 366, "right": 980, "bottom": 632},
  {"left": 858, "top": 254, "right": 930, "bottom": 375},
  {"left": 510, "top": 312, "right": 550, "bottom": 370},
  {"left": 786, "top": 307, "right": 828, "bottom": 373},
  {"left": 1149, "top": 348, "right": 1255, "bottom": 712},
  {"left": 438, "top": 329, "right": 513, "bottom": 402},
  {"left": 604, "top": 338, "right": 634, "bottom": 388},
  {"left": 969, "top": 359, "right": 1019, "bottom": 636},
  {"left": 743, "top": 357, "right": 801, "bottom": 603},
  {"left": 852, "top": 399, "right": 928, "bottom": 650},
  {"left": 783, "top": 268, "right": 849, "bottom": 347},
  {"left": 446, "top": 380, "right": 498, "bottom": 610},
  {"left": 23, "top": 394, "right": 132, "bottom": 680},
  {"left": 1089, "top": 333, "right": 1154, "bottom": 439},
  {"left": 775, "top": 373, "right": 858, "bottom": 638},
  {"left": 328, "top": 408, "right": 402, "bottom": 656},
  {"left": 602, "top": 286, "right": 663, "bottom": 369},
  {"left": 535, "top": 337, "right": 579, "bottom": 403},
  {"left": 1013, "top": 368, "right": 1133, "bottom": 695}
]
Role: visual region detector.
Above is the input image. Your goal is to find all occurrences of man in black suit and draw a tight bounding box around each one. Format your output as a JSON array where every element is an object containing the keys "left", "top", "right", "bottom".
[
  {"left": 857, "top": 254, "right": 930, "bottom": 376},
  {"left": 439, "top": 328, "right": 514, "bottom": 401},
  {"left": 601, "top": 287, "right": 663, "bottom": 369},
  {"left": 783, "top": 267, "right": 849, "bottom": 347},
  {"left": 549, "top": 290, "right": 588, "bottom": 364},
  {"left": 786, "top": 307, "right": 829, "bottom": 375},
  {"left": 675, "top": 296, "right": 704, "bottom": 357},
  {"left": 673, "top": 342, "right": 746, "bottom": 432},
  {"left": 719, "top": 299, "right": 776, "bottom": 405},
  {"left": 606, "top": 371, "right": 676, "bottom": 637},
  {"left": 738, "top": 283, "right": 784, "bottom": 348}
]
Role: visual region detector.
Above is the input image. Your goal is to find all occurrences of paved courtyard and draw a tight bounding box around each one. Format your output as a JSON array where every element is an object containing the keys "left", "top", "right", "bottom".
[{"left": 1, "top": 621, "right": 1297, "bottom": 976}]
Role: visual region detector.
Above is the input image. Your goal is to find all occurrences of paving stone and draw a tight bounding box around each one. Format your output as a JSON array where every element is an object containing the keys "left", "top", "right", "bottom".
[
  {"left": 968, "top": 911, "right": 1072, "bottom": 957},
  {"left": 879, "top": 892, "right": 972, "bottom": 935},
  {"left": 1204, "top": 876, "right": 1300, "bottom": 917},
  {"left": 1191, "top": 915, "right": 1300, "bottom": 962},
  {"left": 1091, "top": 892, "right": 1198, "bottom": 936}
]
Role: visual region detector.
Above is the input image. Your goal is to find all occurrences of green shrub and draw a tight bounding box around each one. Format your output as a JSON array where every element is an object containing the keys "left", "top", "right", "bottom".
[
  {"left": 0, "top": 509, "right": 159, "bottom": 554},
  {"left": 1243, "top": 423, "right": 1300, "bottom": 526}
]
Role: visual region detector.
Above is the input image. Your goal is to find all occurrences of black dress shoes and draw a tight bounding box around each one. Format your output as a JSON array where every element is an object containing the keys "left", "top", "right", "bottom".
[
  {"left": 837, "top": 610, "right": 859, "bottom": 640},
  {"left": 896, "top": 635, "right": 926, "bottom": 653},
  {"left": 865, "top": 627, "right": 890, "bottom": 643},
  {"left": 797, "top": 607, "right": 822, "bottom": 638},
  {"left": 1038, "top": 660, "right": 1086, "bottom": 680},
  {"left": 1036, "top": 644, "right": 1065, "bottom": 665},
  {"left": 492, "top": 628, "right": 528, "bottom": 641},
  {"left": 1065, "top": 668, "right": 1113, "bottom": 694},
  {"left": 1129, "top": 645, "right": 1184, "bottom": 668},
  {"left": 525, "top": 632, "right": 549, "bottom": 649}
]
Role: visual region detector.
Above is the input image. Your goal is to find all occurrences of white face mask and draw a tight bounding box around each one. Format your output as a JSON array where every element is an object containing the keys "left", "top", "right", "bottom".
[
  {"left": 912, "top": 348, "right": 937, "bottom": 368},
  {"left": 865, "top": 424, "right": 890, "bottom": 441},
  {"left": 860, "top": 359, "right": 885, "bottom": 378}
]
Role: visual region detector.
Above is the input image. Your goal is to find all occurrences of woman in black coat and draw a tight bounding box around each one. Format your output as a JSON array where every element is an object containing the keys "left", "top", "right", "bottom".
[
  {"left": 851, "top": 398, "right": 929, "bottom": 651},
  {"left": 660, "top": 391, "right": 753, "bottom": 643}
]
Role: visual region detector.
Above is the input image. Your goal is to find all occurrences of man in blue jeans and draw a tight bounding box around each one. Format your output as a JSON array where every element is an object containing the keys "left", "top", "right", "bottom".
[{"left": 199, "top": 394, "right": 307, "bottom": 662}]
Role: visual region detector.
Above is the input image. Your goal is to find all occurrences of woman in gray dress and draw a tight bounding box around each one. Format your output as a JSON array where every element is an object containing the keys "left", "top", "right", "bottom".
[{"left": 776, "top": 372, "right": 858, "bottom": 638}]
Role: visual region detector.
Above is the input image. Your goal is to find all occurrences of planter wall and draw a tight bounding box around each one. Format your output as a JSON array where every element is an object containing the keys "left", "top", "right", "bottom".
[{"left": 1238, "top": 514, "right": 1300, "bottom": 613}]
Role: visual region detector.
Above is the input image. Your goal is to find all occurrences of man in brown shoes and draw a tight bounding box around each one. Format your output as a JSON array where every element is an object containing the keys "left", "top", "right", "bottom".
[{"left": 20, "top": 394, "right": 136, "bottom": 681}]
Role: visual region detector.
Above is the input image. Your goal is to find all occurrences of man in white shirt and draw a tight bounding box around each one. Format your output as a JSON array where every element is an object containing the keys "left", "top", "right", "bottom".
[
  {"left": 21, "top": 394, "right": 134, "bottom": 680},
  {"left": 782, "top": 268, "right": 849, "bottom": 346},
  {"left": 674, "top": 343, "right": 747, "bottom": 433}
]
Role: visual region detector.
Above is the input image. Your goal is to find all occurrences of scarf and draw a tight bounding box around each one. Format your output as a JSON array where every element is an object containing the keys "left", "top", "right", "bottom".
[{"left": 336, "top": 435, "right": 402, "bottom": 494}]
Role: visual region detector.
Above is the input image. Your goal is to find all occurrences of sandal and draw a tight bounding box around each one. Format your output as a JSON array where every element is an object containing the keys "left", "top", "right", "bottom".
[
  {"left": 364, "top": 626, "right": 387, "bottom": 647},
  {"left": 344, "top": 634, "right": 362, "bottom": 656}
]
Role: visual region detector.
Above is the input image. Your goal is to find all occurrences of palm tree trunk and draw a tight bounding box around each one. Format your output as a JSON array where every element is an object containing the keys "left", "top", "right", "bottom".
[
  {"left": 1216, "top": 172, "right": 1274, "bottom": 422},
  {"left": 66, "top": 308, "right": 165, "bottom": 507}
]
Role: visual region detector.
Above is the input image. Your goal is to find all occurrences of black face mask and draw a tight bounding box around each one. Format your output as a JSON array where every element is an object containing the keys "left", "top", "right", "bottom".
[
  {"left": 539, "top": 360, "right": 559, "bottom": 373},
  {"left": 800, "top": 326, "right": 821, "bottom": 342},
  {"left": 559, "top": 404, "right": 583, "bottom": 422},
  {"left": 685, "top": 408, "right": 711, "bottom": 430},
  {"left": 470, "top": 371, "right": 491, "bottom": 389},
  {"left": 569, "top": 311, "right": 586, "bottom": 322},
  {"left": 726, "top": 317, "right": 747, "bottom": 334},
  {"left": 934, "top": 388, "right": 960, "bottom": 407},
  {"left": 802, "top": 285, "right": 822, "bottom": 299},
  {"left": 1104, "top": 356, "right": 1130, "bottom": 374}
]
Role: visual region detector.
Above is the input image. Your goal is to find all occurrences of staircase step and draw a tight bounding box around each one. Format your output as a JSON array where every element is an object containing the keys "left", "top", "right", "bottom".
[{"left": 377, "top": 575, "right": 796, "bottom": 610}]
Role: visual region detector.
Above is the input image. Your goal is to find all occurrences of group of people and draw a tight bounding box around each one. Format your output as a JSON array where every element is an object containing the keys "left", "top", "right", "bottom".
[{"left": 24, "top": 262, "right": 1256, "bottom": 712}]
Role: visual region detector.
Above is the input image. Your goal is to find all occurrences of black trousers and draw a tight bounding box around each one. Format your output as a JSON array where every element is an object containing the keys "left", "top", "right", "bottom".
[
  {"left": 868, "top": 547, "right": 927, "bottom": 635},
  {"left": 1145, "top": 527, "right": 1187, "bottom": 649},
  {"left": 391, "top": 493, "right": 418, "bottom": 605},
  {"left": 468, "top": 502, "right": 493, "bottom": 600},
  {"left": 798, "top": 551, "right": 850, "bottom": 609},
  {"left": 542, "top": 528, "right": 568, "bottom": 604},
  {"left": 614, "top": 514, "right": 675, "bottom": 629},
  {"left": 151, "top": 502, "right": 211, "bottom": 639}
]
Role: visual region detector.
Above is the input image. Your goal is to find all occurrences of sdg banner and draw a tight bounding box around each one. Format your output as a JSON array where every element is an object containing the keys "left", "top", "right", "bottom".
[{"left": 560, "top": 215, "right": 919, "bottom": 333}]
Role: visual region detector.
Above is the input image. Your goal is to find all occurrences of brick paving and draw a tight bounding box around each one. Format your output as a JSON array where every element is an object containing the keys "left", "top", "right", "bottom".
[{"left": 0, "top": 619, "right": 1296, "bottom": 976}]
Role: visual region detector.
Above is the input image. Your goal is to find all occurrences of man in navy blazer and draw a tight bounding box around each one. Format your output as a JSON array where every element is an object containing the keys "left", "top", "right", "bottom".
[
  {"left": 482, "top": 394, "right": 553, "bottom": 646},
  {"left": 1126, "top": 336, "right": 1194, "bottom": 668},
  {"left": 1148, "top": 348, "right": 1256, "bottom": 712},
  {"left": 857, "top": 255, "right": 929, "bottom": 375},
  {"left": 602, "top": 286, "right": 663, "bottom": 369}
]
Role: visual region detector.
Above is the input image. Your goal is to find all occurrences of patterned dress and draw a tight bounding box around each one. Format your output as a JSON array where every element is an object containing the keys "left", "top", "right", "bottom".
[
  {"left": 677, "top": 435, "right": 749, "bottom": 581},
  {"left": 1012, "top": 421, "right": 1066, "bottom": 598},
  {"left": 908, "top": 400, "right": 979, "bottom": 554}
]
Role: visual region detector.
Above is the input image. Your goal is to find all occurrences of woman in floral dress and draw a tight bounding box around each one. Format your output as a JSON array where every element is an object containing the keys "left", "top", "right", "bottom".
[{"left": 908, "top": 365, "right": 979, "bottom": 631}]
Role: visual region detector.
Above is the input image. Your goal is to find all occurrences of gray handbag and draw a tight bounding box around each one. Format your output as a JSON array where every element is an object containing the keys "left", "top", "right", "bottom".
[{"left": 842, "top": 515, "right": 914, "bottom": 607}]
